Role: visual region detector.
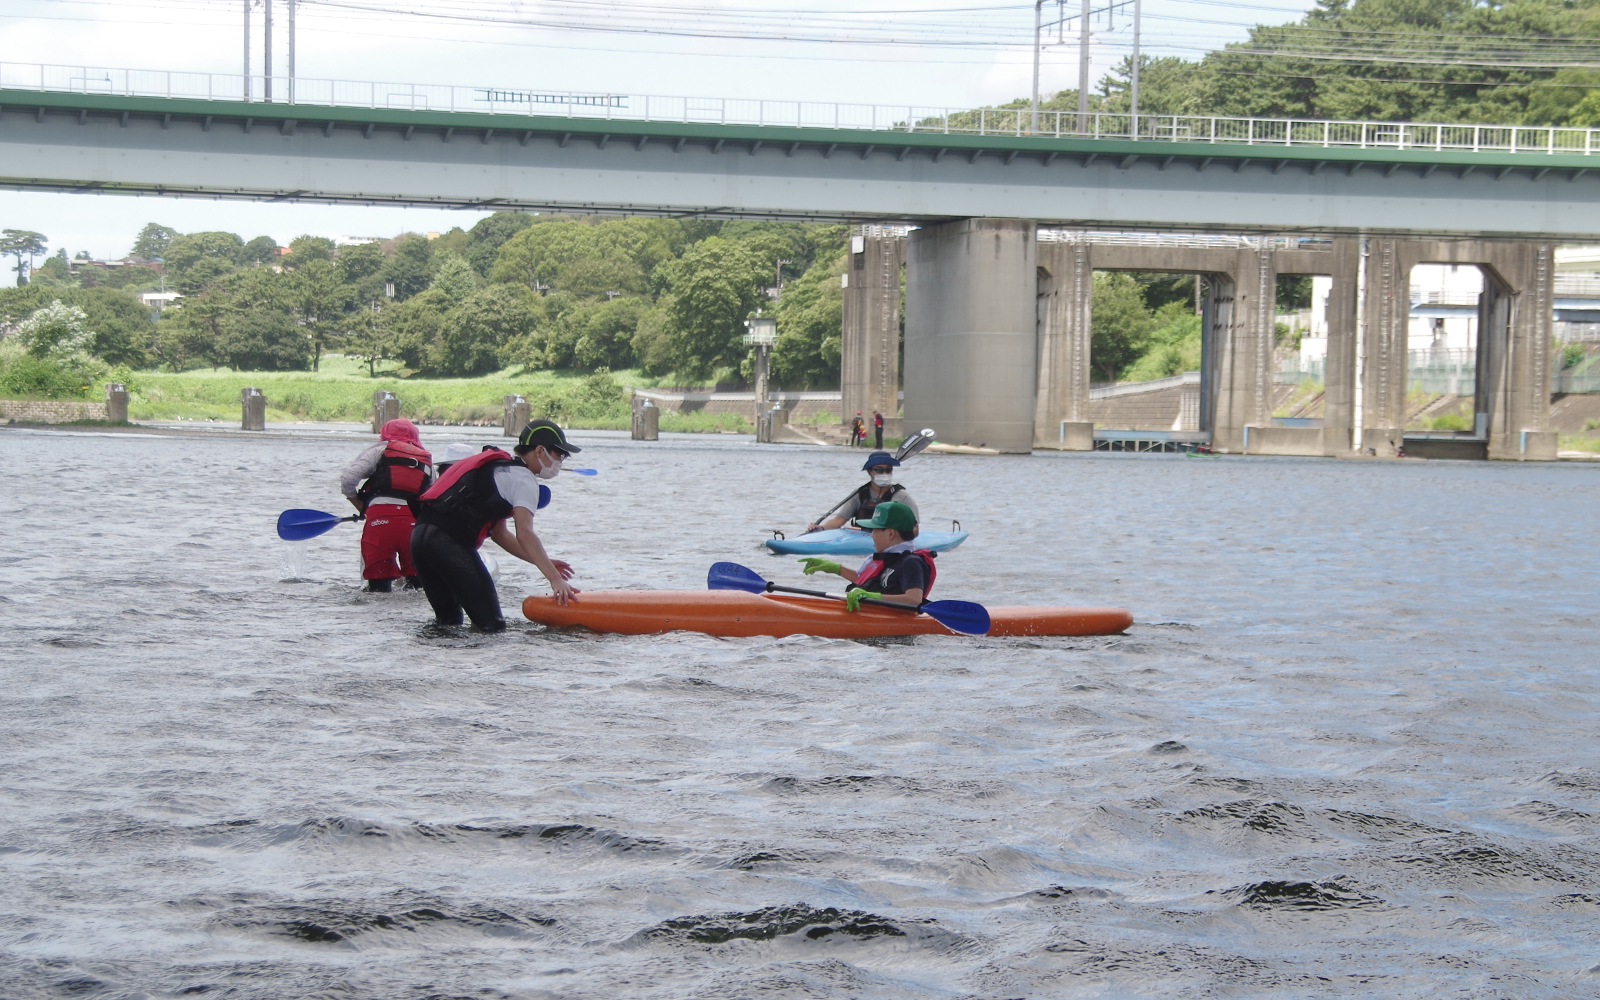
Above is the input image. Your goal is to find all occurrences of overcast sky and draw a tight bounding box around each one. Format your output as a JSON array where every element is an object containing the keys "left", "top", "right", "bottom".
[{"left": 0, "top": 0, "right": 1311, "bottom": 277}]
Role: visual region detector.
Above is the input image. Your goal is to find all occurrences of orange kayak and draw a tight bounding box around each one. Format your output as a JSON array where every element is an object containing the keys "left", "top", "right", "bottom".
[{"left": 521, "top": 590, "right": 1132, "bottom": 638}]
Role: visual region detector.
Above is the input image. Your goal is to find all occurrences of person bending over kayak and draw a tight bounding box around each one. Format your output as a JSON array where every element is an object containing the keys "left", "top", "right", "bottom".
[
  {"left": 341, "top": 417, "right": 432, "bottom": 593},
  {"left": 805, "top": 450, "right": 920, "bottom": 533},
  {"left": 800, "top": 501, "right": 935, "bottom": 611},
  {"left": 409, "top": 419, "right": 580, "bottom": 631}
]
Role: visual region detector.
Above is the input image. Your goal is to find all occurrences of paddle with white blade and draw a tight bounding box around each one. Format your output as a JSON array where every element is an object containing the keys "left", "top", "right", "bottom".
[
  {"left": 803, "top": 427, "right": 938, "bottom": 533},
  {"left": 276, "top": 485, "right": 550, "bottom": 542},
  {"left": 707, "top": 561, "right": 990, "bottom": 635}
]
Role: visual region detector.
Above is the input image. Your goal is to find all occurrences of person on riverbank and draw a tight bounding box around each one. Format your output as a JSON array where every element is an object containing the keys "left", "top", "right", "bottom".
[
  {"left": 805, "top": 450, "right": 920, "bottom": 533},
  {"left": 409, "top": 419, "right": 579, "bottom": 631},
  {"left": 799, "top": 501, "right": 933, "bottom": 610},
  {"left": 340, "top": 418, "right": 433, "bottom": 593},
  {"left": 872, "top": 410, "right": 884, "bottom": 449},
  {"left": 851, "top": 412, "right": 865, "bottom": 448}
]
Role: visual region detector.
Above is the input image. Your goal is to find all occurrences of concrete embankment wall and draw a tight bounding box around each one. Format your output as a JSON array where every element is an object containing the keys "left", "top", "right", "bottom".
[
  {"left": 1, "top": 399, "right": 110, "bottom": 423},
  {"left": 631, "top": 389, "right": 842, "bottom": 423}
]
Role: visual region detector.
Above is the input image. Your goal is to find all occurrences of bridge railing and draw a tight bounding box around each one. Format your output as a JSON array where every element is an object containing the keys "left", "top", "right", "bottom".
[{"left": 4, "top": 60, "right": 1598, "bottom": 155}]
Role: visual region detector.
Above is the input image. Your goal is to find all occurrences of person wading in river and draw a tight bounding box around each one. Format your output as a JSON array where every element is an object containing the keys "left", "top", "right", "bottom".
[
  {"left": 341, "top": 417, "right": 432, "bottom": 593},
  {"left": 806, "top": 450, "right": 920, "bottom": 533},
  {"left": 409, "top": 419, "right": 579, "bottom": 631},
  {"left": 799, "top": 501, "right": 934, "bottom": 611}
]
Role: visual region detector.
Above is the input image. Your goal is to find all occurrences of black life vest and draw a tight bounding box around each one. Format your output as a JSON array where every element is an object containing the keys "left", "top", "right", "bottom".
[
  {"left": 853, "top": 548, "right": 936, "bottom": 600},
  {"left": 413, "top": 447, "right": 518, "bottom": 549},
  {"left": 357, "top": 439, "right": 433, "bottom": 506},
  {"left": 854, "top": 482, "right": 905, "bottom": 522}
]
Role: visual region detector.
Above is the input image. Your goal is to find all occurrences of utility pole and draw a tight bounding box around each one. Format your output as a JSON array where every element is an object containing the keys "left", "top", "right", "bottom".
[
  {"left": 1030, "top": 0, "right": 1043, "bottom": 134},
  {"left": 1077, "top": 0, "right": 1090, "bottom": 134},
  {"left": 243, "top": 0, "right": 251, "bottom": 101},
  {"left": 1130, "top": 0, "right": 1140, "bottom": 139},
  {"left": 288, "top": 0, "right": 296, "bottom": 104},
  {"left": 263, "top": 0, "right": 273, "bottom": 103}
]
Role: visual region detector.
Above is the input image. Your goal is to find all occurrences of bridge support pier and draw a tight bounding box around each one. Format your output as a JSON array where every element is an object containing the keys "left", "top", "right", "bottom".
[
  {"left": 904, "top": 219, "right": 1039, "bottom": 453},
  {"left": 1034, "top": 239, "right": 1093, "bottom": 449},
  {"left": 841, "top": 229, "right": 905, "bottom": 439}
]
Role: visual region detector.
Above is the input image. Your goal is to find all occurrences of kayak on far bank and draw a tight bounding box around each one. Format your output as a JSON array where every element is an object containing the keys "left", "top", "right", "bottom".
[{"left": 765, "top": 526, "right": 968, "bottom": 556}]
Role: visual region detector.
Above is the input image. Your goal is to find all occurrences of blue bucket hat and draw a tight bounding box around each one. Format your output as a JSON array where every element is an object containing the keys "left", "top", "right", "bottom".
[{"left": 861, "top": 451, "right": 900, "bottom": 471}]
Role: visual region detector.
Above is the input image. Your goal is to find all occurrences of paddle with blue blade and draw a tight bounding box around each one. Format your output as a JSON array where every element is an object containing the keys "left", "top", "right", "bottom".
[
  {"left": 707, "top": 561, "right": 991, "bottom": 636},
  {"left": 276, "top": 486, "right": 551, "bottom": 542},
  {"left": 277, "top": 509, "right": 361, "bottom": 541},
  {"left": 562, "top": 467, "right": 598, "bottom": 476}
]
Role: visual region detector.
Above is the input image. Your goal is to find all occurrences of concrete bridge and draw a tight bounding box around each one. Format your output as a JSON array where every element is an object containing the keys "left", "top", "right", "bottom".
[{"left": 5, "top": 62, "right": 1600, "bottom": 238}]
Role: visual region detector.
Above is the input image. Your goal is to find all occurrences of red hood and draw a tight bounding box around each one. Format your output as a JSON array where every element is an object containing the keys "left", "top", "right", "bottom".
[{"left": 379, "top": 418, "right": 421, "bottom": 445}]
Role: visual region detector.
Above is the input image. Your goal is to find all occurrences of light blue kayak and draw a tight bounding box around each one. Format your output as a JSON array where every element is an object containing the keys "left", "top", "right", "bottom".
[{"left": 765, "top": 527, "right": 969, "bottom": 556}]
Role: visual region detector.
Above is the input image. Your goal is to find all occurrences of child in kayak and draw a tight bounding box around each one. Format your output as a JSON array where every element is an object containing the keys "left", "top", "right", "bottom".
[{"left": 799, "top": 501, "right": 934, "bottom": 611}]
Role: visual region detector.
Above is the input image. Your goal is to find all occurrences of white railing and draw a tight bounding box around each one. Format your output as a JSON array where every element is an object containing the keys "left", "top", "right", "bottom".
[
  {"left": 1554, "top": 275, "right": 1600, "bottom": 297},
  {"left": 4, "top": 60, "right": 1599, "bottom": 154},
  {"left": 1089, "top": 371, "right": 1200, "bottom": 399},
  {"left": 1040, "top": 230, "right": 1334, "bottom": 249}
]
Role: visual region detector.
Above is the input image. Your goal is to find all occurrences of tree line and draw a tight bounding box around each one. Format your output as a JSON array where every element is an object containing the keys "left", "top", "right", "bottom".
[
  {"left": 1016, "top": 0, "right": 1600, "bottom": 127},
  {"left": 0, "top": 215, "right": 850, "bottom": 390}
]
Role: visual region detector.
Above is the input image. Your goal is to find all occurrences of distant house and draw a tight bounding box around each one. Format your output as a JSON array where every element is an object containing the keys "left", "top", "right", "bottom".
[{"left": 141, "top": 291, "right": 182, "bottom": 309}]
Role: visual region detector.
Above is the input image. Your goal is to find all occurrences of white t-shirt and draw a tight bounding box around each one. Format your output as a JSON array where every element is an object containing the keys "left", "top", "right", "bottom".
[{"left": 492, "top": 464, "right": 544, "bottom": 515}]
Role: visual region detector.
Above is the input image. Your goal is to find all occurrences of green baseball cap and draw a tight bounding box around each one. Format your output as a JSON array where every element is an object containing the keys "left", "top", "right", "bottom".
[
  {"left": 854, "top": 500, "right": 917, "bottom": 533},
  {"left": 517, "top": 418, "right": 581, "bottom": 454}
]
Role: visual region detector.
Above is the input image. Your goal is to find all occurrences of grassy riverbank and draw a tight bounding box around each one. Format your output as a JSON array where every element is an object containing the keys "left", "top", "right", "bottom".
[{"left": 122, "top": 356, "right": 753, "bottom": 432}]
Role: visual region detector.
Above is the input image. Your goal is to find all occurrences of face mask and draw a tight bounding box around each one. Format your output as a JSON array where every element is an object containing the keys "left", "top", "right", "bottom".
[
  {"left": 872, "top": 473, "right": 893, "bottom": 487},
  {"left": 535, "top": 452, "right": 563, "bottom": 480}
]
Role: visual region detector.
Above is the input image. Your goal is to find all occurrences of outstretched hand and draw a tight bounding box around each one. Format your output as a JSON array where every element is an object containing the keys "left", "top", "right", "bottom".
[
  {"left": 551, "top": 559, "right": 576, "bottom": 580},
  {"left": 799, "top": 557, "right": 842, "bottom": 576}
]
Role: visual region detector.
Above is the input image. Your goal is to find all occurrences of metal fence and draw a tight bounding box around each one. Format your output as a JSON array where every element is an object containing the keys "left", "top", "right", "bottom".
[{"left": 6, "top": 59, "right": 1600, "bottom": 152}]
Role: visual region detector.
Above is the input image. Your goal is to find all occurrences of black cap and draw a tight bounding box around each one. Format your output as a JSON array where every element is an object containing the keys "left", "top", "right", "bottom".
[{"left": 516, "top": 418, "right": 581, "bottom": 454}]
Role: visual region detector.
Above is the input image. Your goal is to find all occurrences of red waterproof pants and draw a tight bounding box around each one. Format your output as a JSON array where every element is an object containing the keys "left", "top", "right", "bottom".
[{"left": 360, "top": 503, "right": 417, "bottom": 580}]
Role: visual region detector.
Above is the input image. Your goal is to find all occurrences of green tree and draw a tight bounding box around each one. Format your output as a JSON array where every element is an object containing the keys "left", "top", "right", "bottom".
[
  {"left": 1091, "top": 272, "right": 1160, "bottom": 382},
  {"left": 282, "top": 258, "right": 351, "bottom": 370},
  {"left": 770, "top": 247, "right": 846, "bottom": 388},
  {"left": 242, "top": 235, "right": 280, "bottom": 266},
  {"left": 131, "top": 223, "right": 179, "bottom": 259},
  {"left": 655, "top": 236, "right": 773, "bottom": 381},
  {"left": 164, "top": 231, "right": 245, "bottom": 293},
  {"left": 433, "top": 284, "right": 540, "bottom": 376},
  {"left": 19, "top": 299, "right": 94, "bottom": 358},
  {"left": 1, "top": 230, "right": 48, "bottom": 286},
  {"left": 465, "top": 211, "right": 534, "bottom": 276},
  {"left": 378, "top": 287, "right": 452, "bottom": 369},
  {"left": 429, "top": 253, "right": 479, "bottom": 304},
  {"left": 490, "top": 217, "right": 682, "bottom": 295},
  {"left": 283, "top": 235, "right": 335, "bottom": 269},
  {"left": 381, "top": 234, "right": 435, "bottom": 300},
  {"left": 218, "top": 309, "right": 312, "bottom": 371},
  {"left": 0, "top": 286, "right": 153, "bottom": 366}
]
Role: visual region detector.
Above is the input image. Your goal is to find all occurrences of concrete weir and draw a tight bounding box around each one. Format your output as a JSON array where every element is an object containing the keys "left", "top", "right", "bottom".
[
  {"left": 882, "top": 221, "right": 1558, "bottom": 460},
  {"left": 903, "top": 219, "right": 1040, "bottom": 453}
]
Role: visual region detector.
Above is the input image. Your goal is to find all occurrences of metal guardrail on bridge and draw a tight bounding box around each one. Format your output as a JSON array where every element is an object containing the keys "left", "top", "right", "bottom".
[{"left": 5, "top": 60, "right": 1600, "bottom": 155}]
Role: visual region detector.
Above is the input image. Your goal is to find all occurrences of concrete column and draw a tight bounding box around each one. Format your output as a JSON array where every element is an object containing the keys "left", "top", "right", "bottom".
[
  {"left": 104, "top": 382, "right": 128, "bottom": 423},
  {"left": 1208, "top": 245, "right": 1275, "bottom": 452},
  {"left": 240, "top": 387, "right": 266, "bottom": 430},
  {"left": 631, "top": 395, "right": 659, "bottom": 440},
  {"left": 1034, "top": 237, "right": 1093, "bottom": 449},
  {"left": 1482, "top": 242, "right": 1557, "bottom": 460},
  {"left": 1319, "top": 239, "right": 1361, "bottom": 455},
  {"left": 372, "top": 389, "right": 398, "bottom": 432},
  {"left": 840, "top": 231, "right": 905, "bottom": 437},
  {"left": 903, "top": 219, "right": 1039, "bottom": 453},
  {"left": 1358, "top": 239, "right": 1409, "bottom": 456}
]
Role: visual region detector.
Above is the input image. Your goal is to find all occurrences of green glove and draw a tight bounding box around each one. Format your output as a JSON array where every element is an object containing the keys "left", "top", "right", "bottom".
[
  {"left": 799, "top": 557, "right": 842, "bottom": 576},
  {"left": 845, "top": 588, "right": 881, "bottom": 612}
]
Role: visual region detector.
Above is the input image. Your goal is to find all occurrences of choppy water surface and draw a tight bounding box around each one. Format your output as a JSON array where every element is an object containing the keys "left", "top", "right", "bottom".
[{"left": 4, "top": 425, "right": 1600, "bottom": 999}]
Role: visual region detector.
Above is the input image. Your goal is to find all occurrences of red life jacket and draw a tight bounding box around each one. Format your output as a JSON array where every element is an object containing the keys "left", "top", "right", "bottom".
[
  {"left": 357, "top": 439, "right": 433, "bottom": 506},
  {"left": 414, "top": 447, "right": 519, "bottom": 548},
  {"left": 854, "top": 548, "right": 936, "bottom": 600}
]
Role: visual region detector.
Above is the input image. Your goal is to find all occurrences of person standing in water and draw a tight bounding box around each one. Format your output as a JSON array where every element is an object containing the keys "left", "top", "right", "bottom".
[
  {"left": 340, "top": 417, "right": 433, "bottom": 593},
  {"left": 806, "top": 450, "right": 920, "bottom": 533},
  {"left": 409, "top": 419, "right": 579, "bottom": 632}
]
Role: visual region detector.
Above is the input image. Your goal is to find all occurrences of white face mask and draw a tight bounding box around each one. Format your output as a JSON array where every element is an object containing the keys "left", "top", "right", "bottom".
[
  {"left": 872, "top": 473, "right": 893, "bottom": 487},
  {"left": 535, "top": 451, "right": 563, "bottom": 480}
]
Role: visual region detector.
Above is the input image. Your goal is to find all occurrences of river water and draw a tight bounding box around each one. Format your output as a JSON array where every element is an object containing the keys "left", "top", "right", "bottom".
[{"left": 3, "top": 425, "right": 1600, "bottom": 999}]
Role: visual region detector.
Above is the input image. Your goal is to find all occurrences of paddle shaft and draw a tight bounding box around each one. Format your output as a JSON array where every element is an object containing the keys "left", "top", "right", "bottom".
[{"left": 761, "top": 580, "right": 922, "bottom": 614}]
